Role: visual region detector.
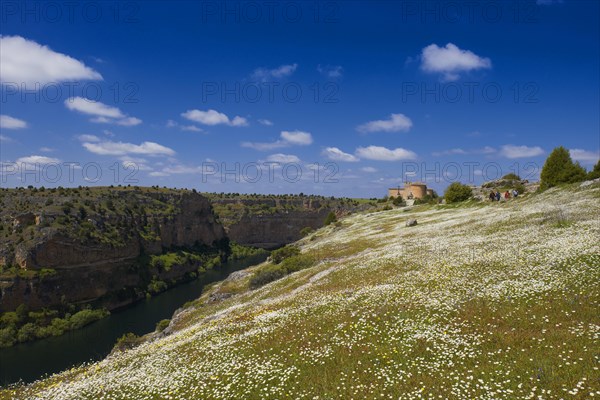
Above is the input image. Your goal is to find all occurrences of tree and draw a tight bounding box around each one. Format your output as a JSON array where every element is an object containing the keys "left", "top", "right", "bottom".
[
  {"left": 324, "top": 211, "right": 337, "bottom": 225},
  {"left": 540, "top": 146, "right": 587, "bottom": 190},
  {"left": 587, "top": 159, "right": 600, "bottom": 180},
  {"left": 444, "top": 182, "right": 472, "bottom": 203}
]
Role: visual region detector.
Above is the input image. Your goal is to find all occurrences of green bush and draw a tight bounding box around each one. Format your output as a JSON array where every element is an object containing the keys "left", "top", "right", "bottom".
[
  {"left": 250, "top": 254, "right": 315, "bottom": 289},
  {"left": 501, "top": 173, "right": 521, "bottom": 180},
  {"left": 113, "top": 332, "right": 142, "bottom": 351},
  {"left": 270, "top": 245, "right": 300, "bottom": 264},
  {"left": 147, "top": 279, "right": 168, "bottom": 295},
  {"left": 69, "top": 309, "right": 109, "bottom": 329},
  {"left": 300, "top": 227, "right": 314, "bottom": 237},
  {"left": 392, "top": 195, "right": 405, "bottom": 206},
  {"left": 540, "top": 146, "right": 587, "bottom": 190},
  {"left": 0, "top": 326, "right": 17, "bottom": 347},
  {"left": 156, "top": 319, "right": 170, "bottom": 332},
  {"left": 17, "top": 323, "right": 38, "bottom": 342},
  {"left": 444, "top": 182, "right": 473, "bottom": 203},
  {"left": 324, "top": 211, "right": 337, "bottom": 225}
]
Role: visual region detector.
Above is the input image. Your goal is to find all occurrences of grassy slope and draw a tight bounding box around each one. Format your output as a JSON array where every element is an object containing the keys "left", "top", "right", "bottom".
[{"left": 3, "top": 183, "right": 599, "bottom": 399}]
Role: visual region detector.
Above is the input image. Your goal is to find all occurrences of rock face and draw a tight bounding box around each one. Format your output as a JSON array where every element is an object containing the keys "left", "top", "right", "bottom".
[
  {"left": 0, "top": 189, "right": 226, "bottom": 312},
  {"left": 225, "top": 209, "right": 331, "bottom": 248},
  {"left": 208, "top": 197, "right": 342, "bottom": 248}
]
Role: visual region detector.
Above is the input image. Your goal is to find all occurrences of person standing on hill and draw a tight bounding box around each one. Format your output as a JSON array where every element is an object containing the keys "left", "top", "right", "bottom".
[
  {"left": 504, "top": 190, "right": 511, "bottom": 200},
  {"left": 495, "top": 191, "right": 501, "bottom": 201},
  {"left": 512, "top": 189, "right": 519, "bottom": 198},
  {"left": 489, "top": 191, "right": 496, "bottom": 201}
]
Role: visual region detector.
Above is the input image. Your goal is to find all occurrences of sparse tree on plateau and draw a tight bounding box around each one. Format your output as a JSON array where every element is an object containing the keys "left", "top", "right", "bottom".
[{"left": 540, "top": 146, "right": 587, "bottom": 190}]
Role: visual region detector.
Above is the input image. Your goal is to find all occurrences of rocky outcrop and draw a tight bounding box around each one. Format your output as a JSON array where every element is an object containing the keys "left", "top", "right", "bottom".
[{"left": 225, "top": 209, "right": 330, "bottom": 248}]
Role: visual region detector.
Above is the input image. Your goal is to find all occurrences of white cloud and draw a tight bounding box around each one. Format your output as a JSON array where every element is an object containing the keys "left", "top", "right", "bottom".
[
  {"left": 16, "top": 155, "right": 61, "bottom": 165},
  {"left": 280, "top": 130, "right": 313, "bottom": 145},
  {"left": 432, "top": 146, "right": 497, "bottom": 156},
  {"left": 361, "top": 167, "right": 378, "bottom": 173},
  {"left": 242, "top": 130, "right": 313, "bottom": 151},
  {"left": 77, "top": 134, "right": 100, "bottom": 142},
  {"left": 420, "top": 43, "right": 491, "bottom": 81},
  {"left": 82, "top": 140, "right": 175, "bottom": 156},
  {"left": 65, "top": 97, "right": 142, "bottom": 126},
  {"left": 357, "top": 113, "right": 413, "bottom": 133},
  {"left": 252, "top": 64, "right": 298, "bottom": 81},
  {"left": 166, "top": 119, "right": 203, "bottom": 132},
  {"left": 0, "top": 36, "right": 102, "bottom": 87},
  {"left": 181, "top": 109, "right": 248, "bottom": 127},
  {"left": 0, "top": 135, "right": 14, "bottom": 143},
  {"left": 317, "top": 64, "right": 343, "bottom": 79},
  {"left": 322, "top": 147, "right": 359, "bottom": 162},
  {"left": 432, "top": 148, "right": 468, "bottom": 156},
  {"left": 149, "top": 171, "right": 170, "bottom": 177},
  {"left": 0, "top": 114, "right": 28, "bottom": 129},
  {"left": 266, "top": 153, "right": 301, "bottom": 163},
  {"left": 355, "top": 145, "right": 417, "bottom": 161},
  {"left": 499, "top": 145, "right": 544, "bottom": 159},
  {"left": 258, "top": 119, "right": 274, "bottom": 126},
  {"left": 570, "top": 149, "right": 599, "bottom": 163}
]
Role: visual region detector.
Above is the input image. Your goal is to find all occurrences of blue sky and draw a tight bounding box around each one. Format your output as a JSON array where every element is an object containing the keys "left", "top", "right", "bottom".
[{"left": 1, "top": 0, "right": 598, "bottom": 197}]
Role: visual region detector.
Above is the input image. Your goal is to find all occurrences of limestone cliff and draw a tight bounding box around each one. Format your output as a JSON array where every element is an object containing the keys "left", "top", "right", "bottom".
[{"left": 0, "top": 187, "right": 226, "bottom": 312}]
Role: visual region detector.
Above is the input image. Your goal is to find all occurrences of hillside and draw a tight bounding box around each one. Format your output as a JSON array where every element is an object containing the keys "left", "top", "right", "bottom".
[{"left": 3, "top": 182, "right": 599, "bottom": 399}]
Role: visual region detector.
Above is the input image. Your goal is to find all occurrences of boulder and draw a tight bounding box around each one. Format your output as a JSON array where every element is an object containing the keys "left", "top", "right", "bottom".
[{"left": 405, "top": 219, "right": 418, "bottom": 227}]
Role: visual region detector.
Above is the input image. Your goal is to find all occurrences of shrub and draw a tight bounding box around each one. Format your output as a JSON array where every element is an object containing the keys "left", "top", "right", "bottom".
[
  {"left": 392, "top": 195, "right": 405, "bottom": 206},
  {"left": 270, "top": 245, "right": 300, "bottom": 264},
  {"left": 69, "top": 309, "right": 109, "bottom": 329},
  {"left": 17, "top": 323, "right": 38, "bottom": 342},
  {"left": 300, "top": 227, "right": 314, "bottom": 237},
  {"left": 147, "top": 279, "right": 168, "bottom": 295},
  {"left": 250, "top": 254, "right": 315, "bottom": 289},
  {"left": 502, "top": 173, "right": 521, "bottom": 180},
  {"left": 324, "top": 211, "right": 337, "bottom": 225},
  {"left": 113, "top": 332, "right": 142, "bottom": 351},
  {"left": 444, "top": 182, "right": 473, "bottom": 203},
  {"left": 540, "top": 146, "right": 587, "bottom": 190},
  {"left": 0, "top": 326, "right": 17, "bottom": 347},
  {"left": 156, "top": 319, "right": 170, "bottom": 332}
]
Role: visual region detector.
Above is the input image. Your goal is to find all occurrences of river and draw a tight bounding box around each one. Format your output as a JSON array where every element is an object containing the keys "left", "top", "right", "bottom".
[{"left": 0, "top": 253, "right": 268, "bottom": 386}]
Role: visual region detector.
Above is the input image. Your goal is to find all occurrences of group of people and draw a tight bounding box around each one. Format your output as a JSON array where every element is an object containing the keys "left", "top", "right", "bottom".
[{"left": 489, "top": 189, "right": 519, "bottom": 201}]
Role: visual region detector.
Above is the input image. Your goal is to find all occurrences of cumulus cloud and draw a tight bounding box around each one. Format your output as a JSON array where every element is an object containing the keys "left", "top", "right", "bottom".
[
  {"left": 242, "top": 130, "right": 313, "bottom": 151},
  {"left": 81, "top": 140, "right": 175, "bottom": 156},
  {"left": 499, "top": 145, "right": 544, "bottom": 159},
  {"left": 16, "top": 155, "right": 61, "bottom": 165},
  {"left": 266, "top": 153, "right": 301, "bottom": 163},
  {"left": 317, "top": 64, "right": 343, "bottom": 79},
  {"left": 65, "top": 97, "right": 142, "bottom": 126},
  {"left": 322, "top": 147, "right": 359, "bottom": 162},
  {"left": 0, "top": 36, "right": 102, "bottom": 86},
  {"left": 570, "top": 149, "right": 599, "bottom": 163},
  {"left": 432, "top": 148, "right": 468, "bottom": 157},
  {"left": 181, "top": 109, "right": 247, "bottom": 127},
  {"left": 0, "top": 114, "right": 28, "bottom": 129},
  {"left": 355, "top": 145, "right": 417, "bottom": 161},
  {"left": 361, "top": 167, "right": 378, "bottom": 173},
  {"left": 420, "top": 43, "right": 491, "bottom": 81},
  {"left": 357, "top": 113, "right": 413, "bottom": 134},
  {"left": 251, "top": 64, "right": 298, "bottom": 81}
]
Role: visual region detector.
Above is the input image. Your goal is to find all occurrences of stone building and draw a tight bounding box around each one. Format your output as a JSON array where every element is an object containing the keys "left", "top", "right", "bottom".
[{"left": 388, "top": 182, "right": 433, "bottom": 200}]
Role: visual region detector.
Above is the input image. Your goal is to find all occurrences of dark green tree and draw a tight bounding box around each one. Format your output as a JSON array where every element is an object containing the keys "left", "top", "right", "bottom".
[
  {"left": 587, "top": 159, "right": 600, "bottom": 180},
  {"left": 540, "top": 146, "right": 587, "bottom": 190},
  {"left": 444, "top": 182, "right": 473, "bottom": 203}
]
